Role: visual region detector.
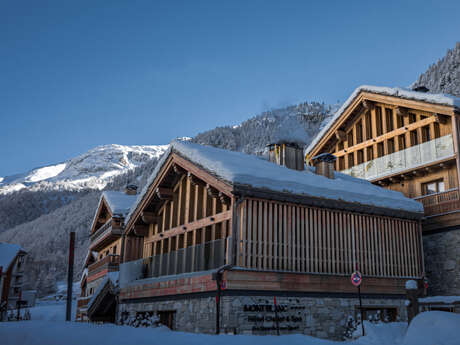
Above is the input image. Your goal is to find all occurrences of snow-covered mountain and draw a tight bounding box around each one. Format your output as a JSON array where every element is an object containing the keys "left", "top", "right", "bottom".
[
  {"left": 193, "top": 101, "right": 338, "bottom": 155},
  {"left": 0, "top": 144, "right": 168, "bottom": 195},
  {"left": 412, "top": 42, "right": 460, "bottom": 97}
]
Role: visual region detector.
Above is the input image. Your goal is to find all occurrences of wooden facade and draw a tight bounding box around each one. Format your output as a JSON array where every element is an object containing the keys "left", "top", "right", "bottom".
[
  {"left": 121, "top": 147, "right": 424, "bottom": 301},
  {"left": 76, "top": 193, "right": 131, "bottom": 322},
  {"left": 307, "top": 89, "right": 460, "bottom": 233}
]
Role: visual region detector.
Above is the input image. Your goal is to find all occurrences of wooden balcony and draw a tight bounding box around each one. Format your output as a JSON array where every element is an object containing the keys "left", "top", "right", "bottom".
[
  {"left": 77, "top": 296, "right": 91, "bottom": 309},
  {"left": 90, "top": 220, "right": 123, "bottom": 252},
  {"left": 415, "top": 188, "right": 460, "bottom": 217},
  {"left": 88, "top": 254, "right": 120, "bottom": 280}
]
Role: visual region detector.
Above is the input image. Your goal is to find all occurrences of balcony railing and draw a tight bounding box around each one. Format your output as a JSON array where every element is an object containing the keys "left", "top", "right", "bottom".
[
  {"left": 77, "top": 296, "right": 91, "bottom": 309},
  {"left": 414, "top": 188, "right": 460, "bottom": 216},
  {"left": 91, "top": 220, "right": 113, "bottom": 242},
  {"left": 341, "top": 134, "right": 454, "bottom": 181},
  {"left": 120, "top": 238, "right": 230, "bottom": 285},
  {"left": 88, "top": 254, "right": 120, "bottom": 276}
]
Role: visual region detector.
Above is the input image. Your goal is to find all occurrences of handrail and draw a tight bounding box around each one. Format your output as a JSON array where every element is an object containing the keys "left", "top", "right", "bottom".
[
  {"left": 340, "top": 134, "right": 454, "bottom": 181},
  {"left": 91, "top": 219, "right": 112, "bottom": 242},
  {"left": 414, "top": 187, "right": 459, "bottom": 200},
  {"left": 88, "top": 254, "right": 120, "bottom": 273}
]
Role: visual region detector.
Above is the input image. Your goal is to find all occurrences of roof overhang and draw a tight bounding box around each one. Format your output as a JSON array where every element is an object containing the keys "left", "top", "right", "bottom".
[{"left": 233, "top": 184, "right": 424, "bottom": 221}]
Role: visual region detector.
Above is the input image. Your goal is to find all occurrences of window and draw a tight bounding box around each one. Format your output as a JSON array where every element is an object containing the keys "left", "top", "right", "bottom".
[
  {"left": 397, "top": 114, "right": 404, "bottom": 128},
  {"left": 398, "top": 135, "right": 406, "bottom": 150},
  {"left": 423, "top": 180, "right": 445, "bottom": 195},
  {"left": 433, "top": 122, "right": 441, "bottom": 139},
  {"left": 339, "top": 156, "right": 345, "bottom": 170},
  {"left": 366, "top": 147, "right": 373, "bottom": 161},
  {"left": 409, "top": 113, "right": 416, "bottom": 124},
  {"left": 376, "top": 107, "right": 383, "bottom": 136},
  {"left": 113, "top": 246, "right": 117, "bottom": 254},
  {"left": 422, "top": 126, "right": 431, "bottom": 143},
  {"left": 157, "top": 311, "right": 175, "bottom": 329},
  {"left": 385, "top": 108, "right": 394, "bottom": 132},
  {"left": 365, "top": 112, "right": 372, "bottom": 139},
  {"left": 357, "top": 149, "right": 364, "bottom": 164},
  {"left": 348, "top": 153, "right": 354, "bottom": 168},
  {"left": 356, "top": 121, "right": 363, "bottom": 144},
  {"left": 347, "top": 131, "right": 354, "bottom": 147},
  {"left": 377, "top": 142, "right": 384, "bottom": 158},
  {"left": 387, "top": 138, "right": 395, "bottom": 154},
  {"left": 410, "top": 130, "right": 419, "bottom": 146}
]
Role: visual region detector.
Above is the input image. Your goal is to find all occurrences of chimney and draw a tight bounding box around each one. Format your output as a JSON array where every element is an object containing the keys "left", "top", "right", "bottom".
[
  {"left": 267, "top": 142, "right": 304, "bottom": 171},
  {"left": 311, "top": 153, "right": 336, "bottom": 179},
  {"left": 125, "top": 184, "right": 138, "bottom": 195}
]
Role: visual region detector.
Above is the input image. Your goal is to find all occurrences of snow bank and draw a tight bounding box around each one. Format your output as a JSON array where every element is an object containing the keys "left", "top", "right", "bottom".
[
  {"left": 0, "top": 320, "right": 406, "bottom": 345},
  {"left": 307, "top": 85, "right": 460, "bottom": 154},
  {"left": 0, "top": 242, "right": 24, "bottom": 271},
  {"left": 418, "top": 295, "right": 460, "bottom": 304},
  {"left": 402, "top": 311, "right": 460, "bottom": 345}
]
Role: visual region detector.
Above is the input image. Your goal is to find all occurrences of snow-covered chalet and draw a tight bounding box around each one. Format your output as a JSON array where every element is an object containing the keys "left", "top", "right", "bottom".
[{"left": 114, "top": 139, "right": 424, "bottom": 339}]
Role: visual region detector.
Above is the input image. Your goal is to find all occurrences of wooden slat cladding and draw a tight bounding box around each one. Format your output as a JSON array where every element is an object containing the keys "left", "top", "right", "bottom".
[
  {"left": 140, "top": 174, "right": 232, "bottom": 262},
  {"left": 237, "top": 198, "right": 422, "bottom": 278}
]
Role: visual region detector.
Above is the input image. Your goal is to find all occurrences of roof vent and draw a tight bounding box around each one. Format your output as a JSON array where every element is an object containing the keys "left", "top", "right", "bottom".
[
  {"left": 125, "top": 184, "right": 138, "bottom": 195},
  {"left": 412, "top": 85, "right": 430, "bottom": 93},
  {"left": 267, "top": 142, "right": 304, "bottom": 171},
  {"left": 311, "top": 153, "right": 336, "bottom": 179}
]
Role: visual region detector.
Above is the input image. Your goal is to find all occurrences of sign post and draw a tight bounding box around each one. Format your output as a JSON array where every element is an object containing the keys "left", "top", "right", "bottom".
[{"left": 351, "top": 270, "right": 365, "bottom": 336}]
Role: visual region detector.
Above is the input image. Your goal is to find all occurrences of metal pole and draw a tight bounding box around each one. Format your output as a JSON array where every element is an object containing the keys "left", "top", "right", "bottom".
[
  {"left": 66, "top": 232, "right": 75, "bottom": 321},
  {"left": 358, "top": 285, "right": 365, "bottom": 336}
]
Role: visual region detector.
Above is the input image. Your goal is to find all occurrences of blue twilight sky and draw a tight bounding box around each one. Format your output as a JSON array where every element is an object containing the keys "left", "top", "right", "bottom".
[{"left": 1, "top": 1, "right": 459, "bottom": 177}]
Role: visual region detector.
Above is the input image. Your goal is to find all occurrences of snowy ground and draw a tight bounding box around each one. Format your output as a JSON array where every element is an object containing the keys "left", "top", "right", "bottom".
[{"left": 1, "top": 301, "right": 458, "bottom": 345}]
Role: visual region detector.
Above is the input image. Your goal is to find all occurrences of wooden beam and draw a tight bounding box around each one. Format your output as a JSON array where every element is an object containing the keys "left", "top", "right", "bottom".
[
  {"left": 206, "top": 184, "right": 219, "bottom": 198},
  {"left": 156, "top": 187, "right": 173, "bottom": 200},
  {"left": 335, "top": 130, "right": 347, "bottom": 141},
  {"left": 434, "top": 113, "right": 448, "bottom": 124},
  {"left": 187, "top": 172, "right": 203, "bottom": 186},
  {"left": 396, "top": 107, "right": 409, "bottom": 117},
  {"left": 145, "top": 210, "right": 232, "bottom": 243},
  {"left": 173, "top": 163, "right": 186, "bottom": 175},
  {"left": 219, "top": 192, "right": 230, "bottom": 205},
  {"left": 141, "top": 211, "right": 161, "bottom": 225},
  {"left": 362, "top": 99, "right": 374, "bottom": 110},
  {"left": 133, "top": 224, "right": 149, "bottom": 237},
  {"left": 334, "top": 116, "right": 437, "bottom": 158}
]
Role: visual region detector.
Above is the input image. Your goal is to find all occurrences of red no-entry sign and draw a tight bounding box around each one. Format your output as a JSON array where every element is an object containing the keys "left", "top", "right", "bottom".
[{"left": 351, "top": 270, "right": 362, "bottom": 287}]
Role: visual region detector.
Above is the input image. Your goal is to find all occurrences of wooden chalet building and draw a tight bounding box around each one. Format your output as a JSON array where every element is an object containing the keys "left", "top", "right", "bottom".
[
  {"left": 307, "top": 85, "right": 460, "bottom": 296},
  {"left": 118, "top": 140, "right": 424, "bottom": 339},
  {"left": 76, "top": 189, "right": 137, "bottom": 322},
  {"left": 0, "top": 242, "right": 27, "bottom": 321}
]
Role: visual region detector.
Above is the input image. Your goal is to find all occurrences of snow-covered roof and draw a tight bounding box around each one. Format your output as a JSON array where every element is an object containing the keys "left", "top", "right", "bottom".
[
  {"left": 0, "top": 242, "right": 25, "bottom": 271},
  {"left": 126, "top": 140, "right": 423, "bottom": 225},
  {"left": 307, "top": 85, "right": 460, "bottom": 154},
  {"left": 87, "top": 271, "right": 119, "bottom": 310},
  {"left": 102, "top": 191, "right": 137, "bottom": 217}
]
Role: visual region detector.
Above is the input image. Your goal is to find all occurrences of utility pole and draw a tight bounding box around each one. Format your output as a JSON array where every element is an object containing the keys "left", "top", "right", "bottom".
[{"left": 66, "top": 232, "right": 75, "bottom": 321}]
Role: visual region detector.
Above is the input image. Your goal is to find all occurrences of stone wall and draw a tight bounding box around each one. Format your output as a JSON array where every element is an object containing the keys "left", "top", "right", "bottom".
[
  {"left": 423, "top": 228, "right": 460, "bottom": 295},
  {"left": 119, "top": 295, "right": 407, "bottom": 340}
]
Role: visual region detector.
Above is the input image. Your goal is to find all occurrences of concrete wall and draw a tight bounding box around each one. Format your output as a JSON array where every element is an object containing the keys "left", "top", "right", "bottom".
[
  {"left": 423, "top": 228, "right": 460, "bottom": 295},
  {"left": 119, "top": 295, "right": 407, "bottom": 340}
]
